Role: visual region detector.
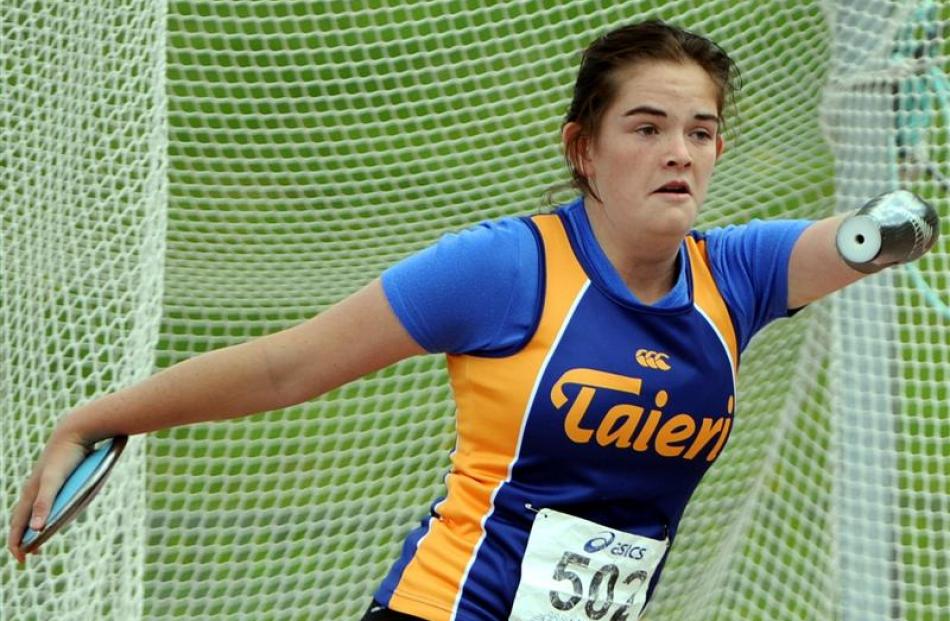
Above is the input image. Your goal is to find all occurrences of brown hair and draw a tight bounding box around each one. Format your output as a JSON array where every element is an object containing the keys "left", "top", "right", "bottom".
[{"left": 562, "top": 19, "right": 741, "bottom": 201}]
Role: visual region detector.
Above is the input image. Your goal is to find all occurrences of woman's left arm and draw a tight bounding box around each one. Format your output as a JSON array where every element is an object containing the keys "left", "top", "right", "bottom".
[{"left": 787, "top": 215, "right": 860, "bottom": 309}]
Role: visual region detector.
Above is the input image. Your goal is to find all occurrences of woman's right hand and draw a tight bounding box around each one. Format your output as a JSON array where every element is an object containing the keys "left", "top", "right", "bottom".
[{"left": 7, "top": 427, "right": 92, "bottom": 564}]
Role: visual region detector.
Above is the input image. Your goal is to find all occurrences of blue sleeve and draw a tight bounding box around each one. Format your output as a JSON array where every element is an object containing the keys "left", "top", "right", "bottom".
[
  {"left": 380, "top": 217, "right": 541, "bottom": 355},
  {"left": 704, "top": 219, "right": 812, "bottom": 352}
]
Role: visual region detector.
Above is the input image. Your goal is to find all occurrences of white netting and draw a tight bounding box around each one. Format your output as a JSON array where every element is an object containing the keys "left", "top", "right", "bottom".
[
  {"left": 1, "top": 0, "right": 166, "bottom": 619},
  {"left": 2, "top": 1, "right": 946, "bottom": 620}
]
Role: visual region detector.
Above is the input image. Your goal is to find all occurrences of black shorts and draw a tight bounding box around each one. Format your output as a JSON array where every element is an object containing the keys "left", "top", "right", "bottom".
[{"left": 360, "top": 600, "right": 428, "bottom": 621}]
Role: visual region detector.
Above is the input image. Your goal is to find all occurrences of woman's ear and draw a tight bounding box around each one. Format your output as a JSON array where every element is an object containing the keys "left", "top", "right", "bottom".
[
  {"left": 561, "top": 121, "right": 591, "bottom": 179},
  {"left": 716, "top": 134, "right": 726, "bottom": 160}
]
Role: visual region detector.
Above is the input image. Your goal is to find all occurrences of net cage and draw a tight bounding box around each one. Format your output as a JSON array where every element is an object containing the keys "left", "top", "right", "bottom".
[{"left": 1, "top": 1, "right": 947, "bottom": 620}]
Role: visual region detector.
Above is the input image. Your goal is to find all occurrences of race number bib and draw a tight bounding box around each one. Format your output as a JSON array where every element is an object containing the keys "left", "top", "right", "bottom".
[{"left": 509, "top": 509, "right": 669, "bottom": 621}]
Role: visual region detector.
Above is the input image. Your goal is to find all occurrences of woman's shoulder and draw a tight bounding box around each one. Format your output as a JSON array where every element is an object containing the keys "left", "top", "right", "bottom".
[
  {"left": 691, "top": 218, "right": 813, "bottom": 351},
  {"left": 381, "top": 212, "right": 543, "bottom": 355},
  {"left": 446, "top": 213, "right": 538, "bottom": 248}
]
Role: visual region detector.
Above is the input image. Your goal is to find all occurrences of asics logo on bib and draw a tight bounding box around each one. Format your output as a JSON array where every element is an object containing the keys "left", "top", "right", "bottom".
[
  {"left": 583, "top": 532, "right": 615, "bottom": 553},
  {"left": 550, "top": 368, "right": 733, "bottom": 462},
  {"left": 584, "top": 532, "right": 648, "bottom": 560},
  {"left": 635, "top": 349, "right": 671, "bottom": 371},
  {"left": 609, "top": 542, "right": 648, "bottom": 560}
]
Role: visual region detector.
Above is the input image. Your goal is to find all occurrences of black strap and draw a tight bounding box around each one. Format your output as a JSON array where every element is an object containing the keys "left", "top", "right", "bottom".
[{"left": 360, "top": 600, "right": 428, "bottom": 621}]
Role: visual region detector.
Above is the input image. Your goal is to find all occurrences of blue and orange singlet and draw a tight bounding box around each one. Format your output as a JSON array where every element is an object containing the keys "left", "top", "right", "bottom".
[{"left": 375, "top": 204, "right": 808, "bottom": 620}]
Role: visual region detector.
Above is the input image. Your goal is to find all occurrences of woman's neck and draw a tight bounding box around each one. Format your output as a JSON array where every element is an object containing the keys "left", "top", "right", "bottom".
[
  {"left": 583, "top": 199, "right": 682, "bottom": 304},
  {"left": 611, "top": 250, "right": 680, "bottom": 305}
]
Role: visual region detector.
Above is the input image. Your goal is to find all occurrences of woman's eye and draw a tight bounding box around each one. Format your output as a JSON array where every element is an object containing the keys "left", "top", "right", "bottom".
[
  {"left": 636, "top": 126, "right": 657, "bottom": 136},
  {"left": 692, "top": 130, "right": 714, "bottom": 141}
]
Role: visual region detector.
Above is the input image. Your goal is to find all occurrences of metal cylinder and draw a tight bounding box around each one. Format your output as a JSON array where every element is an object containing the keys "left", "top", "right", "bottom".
[{"left": 835, "top": 190, "right": 940, "bottom": 273}]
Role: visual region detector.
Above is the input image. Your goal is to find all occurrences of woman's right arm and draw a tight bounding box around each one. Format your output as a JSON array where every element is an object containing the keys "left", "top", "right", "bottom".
[{"left": 8, "top": 278, "right": 425, "bottom": 562}]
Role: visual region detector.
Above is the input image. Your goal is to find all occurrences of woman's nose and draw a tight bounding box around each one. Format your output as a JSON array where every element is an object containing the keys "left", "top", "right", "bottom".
[{"left": 664, "top": 136, "right": 692, "bottom": 168}]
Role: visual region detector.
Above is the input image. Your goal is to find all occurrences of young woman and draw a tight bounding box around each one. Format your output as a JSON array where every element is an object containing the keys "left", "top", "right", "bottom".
[{"left": 8, "top": 19, "right": 937, "bottom": 621}]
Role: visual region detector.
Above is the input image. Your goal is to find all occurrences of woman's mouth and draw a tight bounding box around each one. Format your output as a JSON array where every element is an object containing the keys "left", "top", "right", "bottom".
[{"left": 653, "top": 180, "right": 691, "bottom": 195}]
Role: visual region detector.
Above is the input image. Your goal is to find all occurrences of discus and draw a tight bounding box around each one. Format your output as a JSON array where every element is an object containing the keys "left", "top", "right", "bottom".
[{"left": 19, "top": 436, "right": 128, "bottom": 554}]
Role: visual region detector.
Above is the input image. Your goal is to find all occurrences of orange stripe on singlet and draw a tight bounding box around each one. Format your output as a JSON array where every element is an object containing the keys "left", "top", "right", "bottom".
[
  {"left": 686, "top": 237, "right": 739, "bottom": 375},
  {"left": 388, "top": 214, "right": 588, "bottom": 620}
]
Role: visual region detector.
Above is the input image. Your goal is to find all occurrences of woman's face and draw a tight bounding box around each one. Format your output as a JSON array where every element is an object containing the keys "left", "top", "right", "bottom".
[{"left": 569, "top": 60, "right": 725, "bottom": 243}]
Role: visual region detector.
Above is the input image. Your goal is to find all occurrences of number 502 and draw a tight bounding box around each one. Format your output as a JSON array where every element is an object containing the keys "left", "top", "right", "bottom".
[{"left": 548, "top": 551, "right": 649, "bottom": 621}]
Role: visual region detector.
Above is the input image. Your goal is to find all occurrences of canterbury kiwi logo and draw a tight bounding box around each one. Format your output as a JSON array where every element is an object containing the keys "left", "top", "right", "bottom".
[{"left": 635, "top": 349, "right": 671, "bottom": 371}]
